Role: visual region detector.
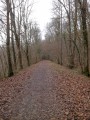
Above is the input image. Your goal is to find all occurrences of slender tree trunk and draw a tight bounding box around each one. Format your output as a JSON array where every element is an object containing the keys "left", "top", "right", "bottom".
[
  {"left": 11, "top": 15, "right": 17, "bottom": 70},
  {"left": 24, "top": 25, "right": 30, "bottom": 66},
  {"left": 6, "top": 0, "right": 13, "bottom": 77},
  {"left": 60, "top": 6, "right": 63, "bottom": 65},
  {"left": 72, "top": 0, "right": 78, "bottom": 65},
  {"left": 0, "top": 55, "right": 5, "bottom": 77},
  {"left": 68, "top": 0, "right": 74, "bottom": 68}
]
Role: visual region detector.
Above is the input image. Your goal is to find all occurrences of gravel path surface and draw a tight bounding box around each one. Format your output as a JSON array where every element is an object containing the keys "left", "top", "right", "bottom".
[{"left": 0, "top": 61, "right": 90, "bottom": 120}]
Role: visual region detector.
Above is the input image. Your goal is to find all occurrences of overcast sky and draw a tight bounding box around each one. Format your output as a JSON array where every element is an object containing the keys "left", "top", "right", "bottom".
[{"left": 31, "top": 0, "right": 53, "bottom": 38}]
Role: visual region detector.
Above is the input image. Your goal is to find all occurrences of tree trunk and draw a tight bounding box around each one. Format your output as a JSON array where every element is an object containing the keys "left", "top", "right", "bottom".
[
  {"left": 68, "top": 0, "right": 74, "bottom": 68},
  {"left": 24, "top": 25, "right": 30, "bottom": 66},
  {"left": 10, "top": 1, "right": 23, "bottom": 69},
  {"left": 6, "top": 0, "right": 13, "bottom": 77},
  {"left": 60, "top": 6, "right": 63, "bottom": 65},
  {"left": 78, "top": 0, "right": 89, "bottom": 75},
  {"left": 11, "top": 15, "right": 17, "bottom": 70}
]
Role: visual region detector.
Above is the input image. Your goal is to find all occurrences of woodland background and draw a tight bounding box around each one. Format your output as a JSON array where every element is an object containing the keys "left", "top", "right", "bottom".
[{"left": 0, "top": 0, "right": 90, "bottom": 77}]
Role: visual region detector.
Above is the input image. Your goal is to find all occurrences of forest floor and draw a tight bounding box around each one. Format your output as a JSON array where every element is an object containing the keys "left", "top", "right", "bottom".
[{"left": 0, "top": 60, "right": 90, "bottom": 120}]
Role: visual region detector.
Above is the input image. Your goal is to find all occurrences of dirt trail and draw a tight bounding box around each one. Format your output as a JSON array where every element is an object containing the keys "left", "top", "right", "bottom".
[{"left": 0, "top": 61, "right": 90, "bottom": 120}]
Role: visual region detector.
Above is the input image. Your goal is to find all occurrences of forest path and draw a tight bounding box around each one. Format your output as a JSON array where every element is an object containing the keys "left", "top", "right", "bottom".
[{"left": 0, "top": 61, "right": 90, "bottom": 120}]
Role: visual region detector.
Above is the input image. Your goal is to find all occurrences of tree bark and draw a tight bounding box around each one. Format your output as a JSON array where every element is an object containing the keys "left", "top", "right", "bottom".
[
  {"left": 78, "top": 0, "right": 89, "bottom": 75},
  {"left": 6, "top": 0, "right": 14, "bottom": 77}
]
